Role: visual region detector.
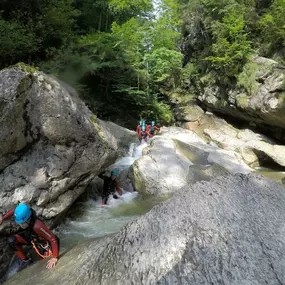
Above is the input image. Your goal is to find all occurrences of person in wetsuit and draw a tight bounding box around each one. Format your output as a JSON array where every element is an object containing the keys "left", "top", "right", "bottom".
[
  {"left": 136, "top": 120, "right": 143, "bottom": 135},
  {"left": 138, "top": 125, "right": 152, "bottom": 142},
  {"left": 147, "top": 121, "right": 160, "bottom": 136},
  {"left": 98, "top": 169, "right": 123, "bottom": 205},
  {"left": 0, "top": 203, "right": 60, "bottom": 271}
]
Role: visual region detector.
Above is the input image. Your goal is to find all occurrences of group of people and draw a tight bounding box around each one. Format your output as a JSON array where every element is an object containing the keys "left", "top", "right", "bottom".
[
  {"left": 0, "top": 120, "right": 160, "bottom": 278},
  {"left": 136, "top": 120, "right": 160, "bottom": 142}
]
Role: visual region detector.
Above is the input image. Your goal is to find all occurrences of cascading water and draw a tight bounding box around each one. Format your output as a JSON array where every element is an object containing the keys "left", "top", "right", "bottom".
[{"left": 54, "top": 141, "right": 157, "bottom": 251}]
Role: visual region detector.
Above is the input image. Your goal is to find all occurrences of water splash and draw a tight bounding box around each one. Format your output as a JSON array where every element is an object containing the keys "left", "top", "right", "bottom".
[{"left": 55, "top": 142, "right": 150, "bottom": 251}]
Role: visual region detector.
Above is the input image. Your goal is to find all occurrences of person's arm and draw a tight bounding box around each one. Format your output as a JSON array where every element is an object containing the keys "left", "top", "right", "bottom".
[
  {"left": 138, "top": 130, "right": 142, "bottom": 138},
  {"left": 115, "top": 181, "right": 123, "bottom": 196},
  {"left": 33, "top": 219, "right": 59, "bottom": 269},
  {"left": 155, "top": 126, "right": 160, "bottom": 131},
  {"left": 98, "top": 171, "right": 108, "bottom": 180},
  {"left": 34, "top": 219, "right": 59, "bottom": 258},
  {"left": 146, "top": 131, "right": 153, "bottom": 138},
  {"left": 0, "top": 209, "right": 15, "bottom": 224}
]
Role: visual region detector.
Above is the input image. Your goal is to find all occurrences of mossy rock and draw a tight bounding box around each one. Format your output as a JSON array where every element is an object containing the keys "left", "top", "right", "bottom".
[
  {"left": 14, "top": 62, "right": 39, "bottom": 73},
  {"left": 236, "top": 94, "right": 249, "bottom": 109},
  {"left": 90, "top": 115, "right": 109, "bottom": 152}
]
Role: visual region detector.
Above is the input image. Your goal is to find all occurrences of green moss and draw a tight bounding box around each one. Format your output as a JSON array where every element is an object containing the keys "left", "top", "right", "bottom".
[
  {"left": 162, "top": 88, "right": 195, "bottom": 105},
  {"left": 279, "top": 92, "right": 285, "bottom": 103},
  {"left": 16, "top": 75, "right": 32, "bottom": 96},
  {"left": 237, "top": 62, "right": 259, "bottom": 95},
  {"left": 15, "top": 62, "right": 39, "bottom": 73},
  {"left": 90, "top": 115, "right": 108, "bottom": 151},
  {"left": 236, "top": 94, "right": 249, "bottom": 109},
  {"left": 216, "top": 99, "right": 227, "bottom": 108}
]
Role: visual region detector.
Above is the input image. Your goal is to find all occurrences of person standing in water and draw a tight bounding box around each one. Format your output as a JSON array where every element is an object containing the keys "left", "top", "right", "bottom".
[
  {"left": 147, "top": 121, "right": 160, "bottom": 136},
  {"left": 136, "top": 120, "right": 143, "bottom": 135},
  {"left": 0, "top": 203, "right": 60, "bottom": 272},
  {"left": 98, "top": 170, "right": 123, "bottom": 205},
  {"left": 138, "top": 125, "right": 152, "bottom": 142}
]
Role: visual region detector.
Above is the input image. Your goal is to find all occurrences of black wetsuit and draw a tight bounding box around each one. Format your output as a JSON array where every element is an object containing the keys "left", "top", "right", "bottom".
[{"left": 98, "top": 172, "right": 121, "bottom": 204}]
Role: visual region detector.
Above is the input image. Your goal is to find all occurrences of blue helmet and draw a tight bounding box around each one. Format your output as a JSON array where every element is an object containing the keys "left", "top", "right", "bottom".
[
  {"left": 14, "top": 204, "right": 32, "bottom": 224},
  {"left": 142, "top": 125, "right": 146, "bottom": 131},
  {"left": 111, "top": 169, "right": 118, "bottom": 176},
  {"left": 151, "top": 121, "right": 155, "bottom": 125},
  {"left": 139, "top": 120, "right": 143, "bottom": 125}
]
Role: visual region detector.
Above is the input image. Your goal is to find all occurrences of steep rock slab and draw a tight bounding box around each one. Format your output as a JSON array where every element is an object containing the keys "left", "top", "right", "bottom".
[
  {"left": 181, "top": 110, "right": 285, "bottom": 168},
  {"left": 205, "top": 127, "right": 285, "bottom": 167},
  {"left": 5, "top": 173, "right": 285, "bottom": 285},
  {"left": 130, "top": 127, "right": 251, "bottom": 196},
  {"left": 130, "top": 135, "right": 193, "bottom": 196},
  {"left": 0, "top": 65, "right": 119, "bottom": 277},
  {"left": 198, "top": 57, "right": 285, "bottom": 142},
  {"left": 99, "top": 121, "right": 137, "bottom": 153}
]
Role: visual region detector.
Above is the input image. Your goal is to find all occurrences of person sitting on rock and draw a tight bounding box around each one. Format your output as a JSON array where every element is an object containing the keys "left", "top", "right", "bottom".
[
  {"left": 138, "top": 125, "right": 152, "bottom": 142},
  {"left": 98, "top": 170, "right": 123, "bottom": 205},
  {"left": 0, "top": 203, "right": 60, "bottom": 271},
  {"left": 147, "top": 121, "right": 160, "bottom": 136}
]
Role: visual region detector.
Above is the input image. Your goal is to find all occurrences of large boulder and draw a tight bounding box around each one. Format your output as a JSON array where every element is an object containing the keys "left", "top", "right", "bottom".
[
  {"left": 204, "top": 127, "right": 285, "bottom": 167},
  {"left": 0, "top": 65, "right": 120, "bottom": 277},
  {"left": 182, "top": 109, "right": 285, "bottom": 168},
  {"left": 5, "top": 173, "right": 285, "bottom": 285},
  {"left": 130, "top": 127, "right": 251, "bottom": 196},
  {"left": 130, "top": 135, "right": 193, "bottom": 196},
  {"left": 99, "top": 121, "right": 137, "bottom": 153},
  {"left": 198, "top": 57, "right": 285, "bottom": 142}
]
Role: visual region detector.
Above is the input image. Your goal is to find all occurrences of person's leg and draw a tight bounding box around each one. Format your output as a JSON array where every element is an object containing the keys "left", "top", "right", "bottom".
[
  {"left": 8, "top": 234, "right": 29, "bottom": 261},
  {"left": 102, "top": 193, "right": 109, "bottom": 205}
]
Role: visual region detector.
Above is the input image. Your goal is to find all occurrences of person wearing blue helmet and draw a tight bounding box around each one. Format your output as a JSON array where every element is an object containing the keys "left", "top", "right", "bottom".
[
  {"left": 0, "top": 203, "right": 60, "bottom": 273},
  {"left": 146, "top": 120, "right": 160, "bottom": 136},
  {"left": 138, "top": 124, "right": 152, "bottom": 142},
  {"left": 98, "top": 169, "right": 123, "bottom": 205}
]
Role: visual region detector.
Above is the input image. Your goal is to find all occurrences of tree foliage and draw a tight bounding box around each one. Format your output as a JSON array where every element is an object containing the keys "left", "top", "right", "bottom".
[
  {"left": 2, "top": 0, "right": 285, "bottom": 125},
  {"left": 180, "top": 0, "right": 285, "bottom": 95}
]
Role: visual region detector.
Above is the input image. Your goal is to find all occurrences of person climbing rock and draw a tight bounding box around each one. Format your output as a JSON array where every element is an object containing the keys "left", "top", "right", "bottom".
[
  {"left": 147, "top": 121, "right": 160, "bottom": 136},
  {"left": 138, "top": 125, "right": 152, "bottom": 142},
  {"left": 136, "top": 120, "right": 143, "bottom": 135},
  {"left": 98, "top": 170, "right": 123, "bottom": 205},
  {"left": 0, "top": 203, "right": 60, "bottom": 272}
]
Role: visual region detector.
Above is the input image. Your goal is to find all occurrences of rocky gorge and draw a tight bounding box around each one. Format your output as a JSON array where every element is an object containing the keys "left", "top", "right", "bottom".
[
  {"left": 4, "top": 173, "right": 285, "bottom": 285},
  {"left": 1, "top": 65, "right": 285, "bottom": 285},
  {"left": 197, "top": 57, "right": 285, "bottom": 143},
  {"left": 0, "top": 65, "right": 136, "bottom": 279}
]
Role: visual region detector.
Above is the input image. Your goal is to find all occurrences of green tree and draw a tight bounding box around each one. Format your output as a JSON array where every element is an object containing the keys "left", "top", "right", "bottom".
[
  {"left": 0, "top": 0, "right": 80, "bottom": 67},
  {"left": 144, "top": 47, "right": 183, "bottom": 85},
  {"left": 259, "top": 0, "right": 285, "bottom": 55},
  {"left": 205, "top": 4, "right": 252, "bottom": 77}
]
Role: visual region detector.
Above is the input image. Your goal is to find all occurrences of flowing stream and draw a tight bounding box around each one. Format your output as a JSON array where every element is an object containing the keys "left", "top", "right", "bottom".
[
  {"left": 54, "top": 141, "right": 167, "bottom": 251},
  {"left": 4, "top": 137, "right": 285, "bottom": 284},
  {"left": 54, "top": 141, "right": 285, "bottom": 252}
]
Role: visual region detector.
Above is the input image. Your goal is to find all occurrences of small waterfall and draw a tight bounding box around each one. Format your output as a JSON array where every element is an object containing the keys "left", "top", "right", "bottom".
[{"left": 55, "top": 142, "right": 150, "bottom": 251}]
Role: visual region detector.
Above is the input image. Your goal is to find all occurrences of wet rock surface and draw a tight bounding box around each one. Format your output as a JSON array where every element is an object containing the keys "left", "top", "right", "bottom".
[
  {"left": 130, "top": 127, "right": 251, "bottom": 196},
  {"left": 0, "top": 66, "right": 121, "bottom": 277},
  {"left": 5, "top": 173, "right": 285, "bottom": 285}
]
